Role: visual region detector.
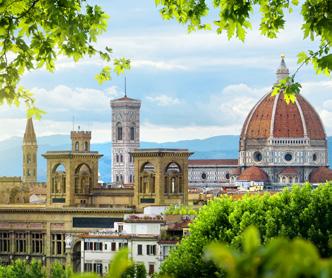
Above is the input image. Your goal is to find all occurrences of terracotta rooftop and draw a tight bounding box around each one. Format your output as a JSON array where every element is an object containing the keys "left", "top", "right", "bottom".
[
  {"left": 241, "top": 92, "right": 325, "bottom": 140},
  {"left": 309, "top": 167, "right": 332, "bottom": 183},
  {"left": 240, "top": 59, "right": 325, "bottom": 141},
  {"left": 238, "top": 166, "right": 269, "bottom": 182},
  {"left": 280, "top": 167, "right": 298, "bottom": 176},
  {"left": 189, "top": 159, "right": 238, "bottom": 166}
]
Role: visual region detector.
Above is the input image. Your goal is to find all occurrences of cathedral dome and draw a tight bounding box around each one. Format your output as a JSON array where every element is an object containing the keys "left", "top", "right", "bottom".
[
  {"left": 240, "top": 58, "right": 325, "bottom": 141},
  {"left": 309, "top": 167, "right": 332, "bottom": 183},
  {"left": 238, "top": 166, "right": 269, "bottom": 182}
]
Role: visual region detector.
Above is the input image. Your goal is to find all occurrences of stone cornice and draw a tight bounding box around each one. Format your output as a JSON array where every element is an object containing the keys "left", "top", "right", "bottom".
[
  {"left": 0, "top": 206, "right": 135, "bottom": 214},
  {"left": 42, "top": 151, "right": 103, "bottom": 159}
]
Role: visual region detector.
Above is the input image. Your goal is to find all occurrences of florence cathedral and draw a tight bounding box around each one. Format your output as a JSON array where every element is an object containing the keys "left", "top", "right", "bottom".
[{"left": 0, "top": 56, "right": 330, "bottom": 268}]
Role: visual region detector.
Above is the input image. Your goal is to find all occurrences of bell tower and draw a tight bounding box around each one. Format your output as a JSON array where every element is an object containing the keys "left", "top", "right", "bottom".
[
  {"left": 22, "top": 118, "right": 38, "bottom": 183},
  {"left": 111, "top": 90, "right": 141, "bottom": 185}
]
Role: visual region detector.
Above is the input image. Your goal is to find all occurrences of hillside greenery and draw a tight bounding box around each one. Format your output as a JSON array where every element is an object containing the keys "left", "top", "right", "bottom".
[{"left": 159, "top": 183, "right": 332, "bottom": 277}]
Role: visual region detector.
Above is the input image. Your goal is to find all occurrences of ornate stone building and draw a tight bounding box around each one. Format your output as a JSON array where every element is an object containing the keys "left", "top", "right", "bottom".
[
  {"left": 132, "top": 149, "right": 192, "bottom": 209},
  {"left": 111, "top": 94, "right": 141, "bottom": 185},
  {"left": 43, "top": 130, "right": 103, "bottom": 207},
  {"left": 188, "top": 159, "right": 238, "bottom": 187},
  {"left": 238, "top": 57, "right": 329, "bottom": 184},
  {"left": 0, "top": 122, "right": 190, "bottom": 270}
]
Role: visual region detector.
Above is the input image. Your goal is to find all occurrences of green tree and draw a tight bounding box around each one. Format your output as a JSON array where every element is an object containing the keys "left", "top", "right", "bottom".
[
  {"left": 159, "top": 183, "right": 332, "bottom": 277},
  {"left": 121, "top": 263, "right": 147, "bottom": 278},
  {"left": 206, "top": 226, "right": 332, "bottom": 278},
  {"left": 0, "top": 0, "right": 130, "bottom": 118},
  {"left": 155, "top": 0, "right": 332, "bottom": 102},
  {"left": 164, "top": 204, "right": 198, "bottom": 215}
]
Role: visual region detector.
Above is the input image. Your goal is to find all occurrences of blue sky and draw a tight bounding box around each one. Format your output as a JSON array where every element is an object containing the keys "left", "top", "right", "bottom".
[{"left": 1, "top": 0, "right": 331, "bottom": 143}]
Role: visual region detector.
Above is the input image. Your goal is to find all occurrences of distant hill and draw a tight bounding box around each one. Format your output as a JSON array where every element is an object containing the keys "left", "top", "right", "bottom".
[{"left": 1, "top": 135, "right": 331, "bottom": 182}]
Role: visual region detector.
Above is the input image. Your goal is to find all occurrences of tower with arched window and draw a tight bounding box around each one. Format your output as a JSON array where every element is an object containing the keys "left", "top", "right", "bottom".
[
  {"left": 71, "top": 130, "right": 91, "bottom": 152},
  {"left": 132, "top": 149, "right": 192, "bottom": 210},
  {"left": 111, "top": 95, "right": 141, "bottom": 185},
  {"left": 22, "top": 118, "right": 38, "bottom": 183},
  {"left": 43, "top": 130, "right": 103, "bottom": 206}
]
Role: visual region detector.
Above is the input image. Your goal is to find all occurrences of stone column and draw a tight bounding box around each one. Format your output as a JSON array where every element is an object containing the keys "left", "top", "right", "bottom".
[{"left": 65, "top": 234, "right": 73, "bottom": 267}]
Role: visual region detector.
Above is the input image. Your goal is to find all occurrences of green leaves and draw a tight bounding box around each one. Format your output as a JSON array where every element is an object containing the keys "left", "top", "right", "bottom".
[
  {"left": 0, "top": 0, "right": 130, "bottom": 119},
  {"left": 242, "top": 226, "right": 260, "bottom": 254},
  {"left": 155, "top": 0, "right": 332, "bottom": 92},
  {"left": 114, "top": 58, "right": 131, "bottom": 75},
  {"left": 107, "top": 248, "right": 133, "bottom": 278},
  {"left": 205, "top": 226, "right": 332, "bottom": 278},
  {"left": 272, "top": 76, "right": 302, "bottom": 104},
  {"left": 160, "top": 184, "right": 332, "bottom": 277},
  {"left": 96, "top": 66, "right": 111, "bottom": 85}
]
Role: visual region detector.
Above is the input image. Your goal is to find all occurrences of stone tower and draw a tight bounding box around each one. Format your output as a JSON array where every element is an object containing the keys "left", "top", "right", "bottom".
[
  {"left": 43, "top": 130, "right": 102, "bottom": 206},
  {"left": 22, "top": 118, "right": 37, "bottom": 183},
  {"left": 111, "top": 94, "right": 141, "bottom": 184},
  {"left": 132, "top": 148, "right": 192, "bottom": 210},
  {"left": 70, "top": 129, "right": 91, "bottom": 152}
]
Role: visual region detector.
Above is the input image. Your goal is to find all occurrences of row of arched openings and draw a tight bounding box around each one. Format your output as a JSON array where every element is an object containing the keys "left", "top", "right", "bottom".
[
  {"left": 138, "top": 162, "right": 183, "bottom": 195},
  {"left": 51, "top": 163, "right": 92, "bottom": 194}
]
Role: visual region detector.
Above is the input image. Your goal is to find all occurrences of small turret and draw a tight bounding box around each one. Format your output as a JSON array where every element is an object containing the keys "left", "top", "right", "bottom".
[
  {"left": 71, "top": 128, "right": 91, "bottom": 152},
  {"left": 23, "top": 118, "right": 38, "bottom": 183}
]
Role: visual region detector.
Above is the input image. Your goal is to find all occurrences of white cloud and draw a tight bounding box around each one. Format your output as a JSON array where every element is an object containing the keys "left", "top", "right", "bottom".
[
  {"left": 132, "top": 59, "right": 188, "bottom": 70},
  {"left": 32, "top": 85, "right": 120, "bottom": 115},
  {"left": 146, "top": 94, "right": 181, "bottom": 106},
  {"left": 141, "top": 122, "right": 241, "bottom": 143}
]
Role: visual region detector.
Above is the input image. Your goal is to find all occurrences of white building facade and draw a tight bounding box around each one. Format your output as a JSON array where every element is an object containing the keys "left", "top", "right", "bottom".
[{"left": 80, "top": 214, "right": 166, "bottom": 276}]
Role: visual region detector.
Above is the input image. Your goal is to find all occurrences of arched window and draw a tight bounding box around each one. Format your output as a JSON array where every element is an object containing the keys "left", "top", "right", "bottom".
[
  {"left": 75, "top": 142, "right": 79, "bottom": 151},
  {"left": 84, "top": 141, "right": 89, "bottom": 151},
  {"left": 120, "top": 155, "right": 123, "bottom": 163},
  {"left": 116, "top": 175, "right": 119, "bottom": 182},
  {"left": 116, "top": 154, "right": 119, "bottom": 163},
  {"left": 27, "top": 154, "right": 31, "bottom": 164},
  {"left": 165, "top": 162, "right": 182, "bottom": 194},
  {"left": 140, "top": 163, "right": 155, "bottom": 194},
  {"left": 52, "top": 164, "right": 66, "bottom": 194},
  {"left": 74, "top": 164, "right": 92, "bottom": 194},
  {"left": 116, "top": 123, "right": 122, "bottom": 141},
  {"left": 130, "top": 126, "right": 135, "bottom": 141}
]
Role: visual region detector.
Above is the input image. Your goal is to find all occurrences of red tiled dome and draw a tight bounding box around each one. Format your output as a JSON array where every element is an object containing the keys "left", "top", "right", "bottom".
[
  {"left": 238, "top": 166, "right": 269, "bottom": 182},
  {"left": 309, "top": 167, "right": 332, "bottom": 183},
  {"left": 240, "top": 92, "right": 325, "bottom": 140},
  {"left": 280, "top": 167, "right": 298, "bottom": 176}
]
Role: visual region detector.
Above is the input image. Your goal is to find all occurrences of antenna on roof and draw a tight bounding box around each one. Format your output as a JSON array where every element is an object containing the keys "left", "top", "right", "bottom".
[{"left": 124, "top": 76, "right": 127, "bottom": 97}]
